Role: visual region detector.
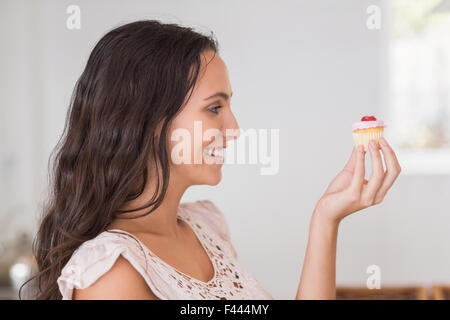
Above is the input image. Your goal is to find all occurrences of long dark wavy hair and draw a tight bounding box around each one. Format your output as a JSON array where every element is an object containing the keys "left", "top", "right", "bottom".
[{"left": 20, "top": 19, "right": 218, "bottom": 299}]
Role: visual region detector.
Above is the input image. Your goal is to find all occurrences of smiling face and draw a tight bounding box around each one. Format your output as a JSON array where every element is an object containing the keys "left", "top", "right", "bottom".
[{"left": 167, "top": 50, "right": 240, "bottom": 186}]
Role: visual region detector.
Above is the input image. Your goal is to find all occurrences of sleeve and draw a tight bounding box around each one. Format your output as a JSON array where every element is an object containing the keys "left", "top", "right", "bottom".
[
  {"left": 56, "top": 233, "right": 166, "bottom": 300},
  {"left": 195, "top": 200, "right": 239, "bottom": 259}
]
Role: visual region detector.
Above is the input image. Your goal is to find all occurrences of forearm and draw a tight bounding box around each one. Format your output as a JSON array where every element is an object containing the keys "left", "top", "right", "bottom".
[{"left": 295, "top": 210, "right": 340, "bottom": 299}]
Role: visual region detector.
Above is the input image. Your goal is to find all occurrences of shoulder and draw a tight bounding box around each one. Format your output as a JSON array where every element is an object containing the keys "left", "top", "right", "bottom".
[
  {"left": 72, "top": 255, "right": 158, "bottom": 300},
  {"left": 57, "top": 231, "right": 162, "bottom": 299}
]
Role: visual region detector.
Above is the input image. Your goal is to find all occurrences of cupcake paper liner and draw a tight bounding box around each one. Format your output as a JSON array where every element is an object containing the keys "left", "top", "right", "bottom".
[{"left": 352, "top": 127, "right": 384, "bottom": 151}]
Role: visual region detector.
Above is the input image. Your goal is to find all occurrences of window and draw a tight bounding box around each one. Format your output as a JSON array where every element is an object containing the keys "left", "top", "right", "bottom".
[{"left": 386, "top": 0, "right": 450, "bottom": 174}]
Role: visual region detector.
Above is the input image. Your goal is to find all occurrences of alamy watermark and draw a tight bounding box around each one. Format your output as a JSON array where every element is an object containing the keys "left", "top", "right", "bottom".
[
  {"left": 366, "top": 264, "right": 381, "bottom": 289},
  {"left": 366, "top": 5, "right": 381, "bottom": 30},
  {"left": 170, "top": 121, "right": 279, "bottom": 175},
  {"left": 66, "top": 5, "right": 81, "bottom": 30}
]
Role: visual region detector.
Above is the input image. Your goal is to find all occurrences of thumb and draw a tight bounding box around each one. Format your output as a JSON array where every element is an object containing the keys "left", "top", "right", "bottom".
[
  {"left": 349, "top": 145, "right": 366, "bottom": 194},
  {"left": 343, "top": 145, "right": 357, "bottom": 173}
]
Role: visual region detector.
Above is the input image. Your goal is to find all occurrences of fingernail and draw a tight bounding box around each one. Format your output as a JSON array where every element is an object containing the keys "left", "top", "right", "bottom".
[
  {"left": 358, "top": 145, "right": 364, "bottom": 153},
  {"left": 380, "top": 137, "right": 388, "bottom": 147},
  {"left": 369, "top": 140, "right": 376, "bottom": 149}
]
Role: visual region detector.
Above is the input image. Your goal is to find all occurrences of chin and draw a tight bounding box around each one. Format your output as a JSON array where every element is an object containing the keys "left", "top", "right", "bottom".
[{"left": 201, "top": 169, "right": 222, "bottom": 186}]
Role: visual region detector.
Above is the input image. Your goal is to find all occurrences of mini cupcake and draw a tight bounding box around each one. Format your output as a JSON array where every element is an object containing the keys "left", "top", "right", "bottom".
[{"left": 351, "top": 116, "right": 386, "bottom": 151}]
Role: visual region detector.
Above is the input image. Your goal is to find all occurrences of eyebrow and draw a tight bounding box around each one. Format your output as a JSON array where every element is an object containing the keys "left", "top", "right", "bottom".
[{"left": 203, "top": 91, "right": 233, "bottom": 101}]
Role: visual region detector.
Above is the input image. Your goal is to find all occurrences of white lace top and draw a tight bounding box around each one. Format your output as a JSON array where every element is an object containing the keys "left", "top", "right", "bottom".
[{"left": 57, "top": 200, "right": 274, "bottom": 300}]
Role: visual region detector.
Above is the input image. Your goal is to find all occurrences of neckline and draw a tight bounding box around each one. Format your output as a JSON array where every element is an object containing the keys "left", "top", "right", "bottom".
[{"left": 106, "top": 204, "right": 218, "bottom": 285}]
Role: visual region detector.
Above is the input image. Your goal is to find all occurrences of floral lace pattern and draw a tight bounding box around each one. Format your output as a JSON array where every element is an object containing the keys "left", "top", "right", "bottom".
[{"left": 57, "top": 200, "right": 273, "bottom": 300}]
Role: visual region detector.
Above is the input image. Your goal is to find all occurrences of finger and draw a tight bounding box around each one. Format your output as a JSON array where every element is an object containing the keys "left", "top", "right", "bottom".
[
  {"left": 325, "top": 146, "right": 360, "bottom": 195},
  {"left": 361, "top": 140, "right": 385, "bottom": 206},
  {"left": 379, "top": 137, "right": 401, "bottom": 172},
  {"left": 349, "top": 145, "right": 366, "bottom": 195},
  {"left": 373, "top": 137, "right": 402, "bottom": 203}
]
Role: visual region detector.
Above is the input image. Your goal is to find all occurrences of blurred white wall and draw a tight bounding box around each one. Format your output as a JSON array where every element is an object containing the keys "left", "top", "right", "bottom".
[{"left": 1, "top": 0, "right": 449, "bottom": 299}]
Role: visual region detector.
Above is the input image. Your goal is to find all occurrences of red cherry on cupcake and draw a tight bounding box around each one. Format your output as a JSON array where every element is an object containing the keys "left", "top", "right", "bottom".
[{"left": 361, "top": 116, "right": 377, "bottom": 121}]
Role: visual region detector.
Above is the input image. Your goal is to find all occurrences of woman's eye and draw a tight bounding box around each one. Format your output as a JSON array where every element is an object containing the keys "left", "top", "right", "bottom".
[{"left": 208, "top": 105, "right": 222, "bottom": 114}]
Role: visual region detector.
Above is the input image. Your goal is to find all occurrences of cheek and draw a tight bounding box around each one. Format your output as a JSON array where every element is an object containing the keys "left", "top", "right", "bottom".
[
  {"left": 165, "top": 129, "right": 209, "bottom": 167},
  {"left": 166, "top": 112, "right": 220, "bottom": 167},
  {"left": 166, "top": 131, "right": 222, "bottom": 185}
]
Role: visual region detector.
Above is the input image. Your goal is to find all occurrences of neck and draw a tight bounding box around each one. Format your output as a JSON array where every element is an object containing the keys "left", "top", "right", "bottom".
[{"left": 109, "top": 172, "right": 190, "bottom": 240}]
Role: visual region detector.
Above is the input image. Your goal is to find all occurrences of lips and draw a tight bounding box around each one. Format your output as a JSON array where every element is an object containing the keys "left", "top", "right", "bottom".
[{"left": 204, "top": 146, "right": 225, "bottom": 163}]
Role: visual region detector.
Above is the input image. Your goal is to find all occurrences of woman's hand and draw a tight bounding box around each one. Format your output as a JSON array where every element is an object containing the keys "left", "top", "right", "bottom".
[
  {"left": 296, "top": 137, "right": 401, "bottom": 299},
  {"left": 314, "top": 137, "right": 401, "bottom": 225}
]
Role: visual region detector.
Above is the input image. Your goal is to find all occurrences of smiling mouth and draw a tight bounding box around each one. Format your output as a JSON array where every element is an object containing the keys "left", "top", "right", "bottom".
[{"left": 203, "top": 147, "right": 225, "bottom": 164}]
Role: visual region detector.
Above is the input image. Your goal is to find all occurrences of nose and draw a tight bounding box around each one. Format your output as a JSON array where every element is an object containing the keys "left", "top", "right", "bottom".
[{"left": 223, "top": 110, "right": 240, "bottom": 146}]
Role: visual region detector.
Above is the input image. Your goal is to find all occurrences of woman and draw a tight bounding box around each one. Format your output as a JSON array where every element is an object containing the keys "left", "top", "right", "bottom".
[{"left": 24, "top": 20, "right": 401, "bottom": 300}]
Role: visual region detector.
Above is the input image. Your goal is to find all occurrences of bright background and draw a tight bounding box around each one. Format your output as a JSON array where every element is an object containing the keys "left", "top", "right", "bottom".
[{"left": 1, "top": 0, "right": 449, "bottom": 299}]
